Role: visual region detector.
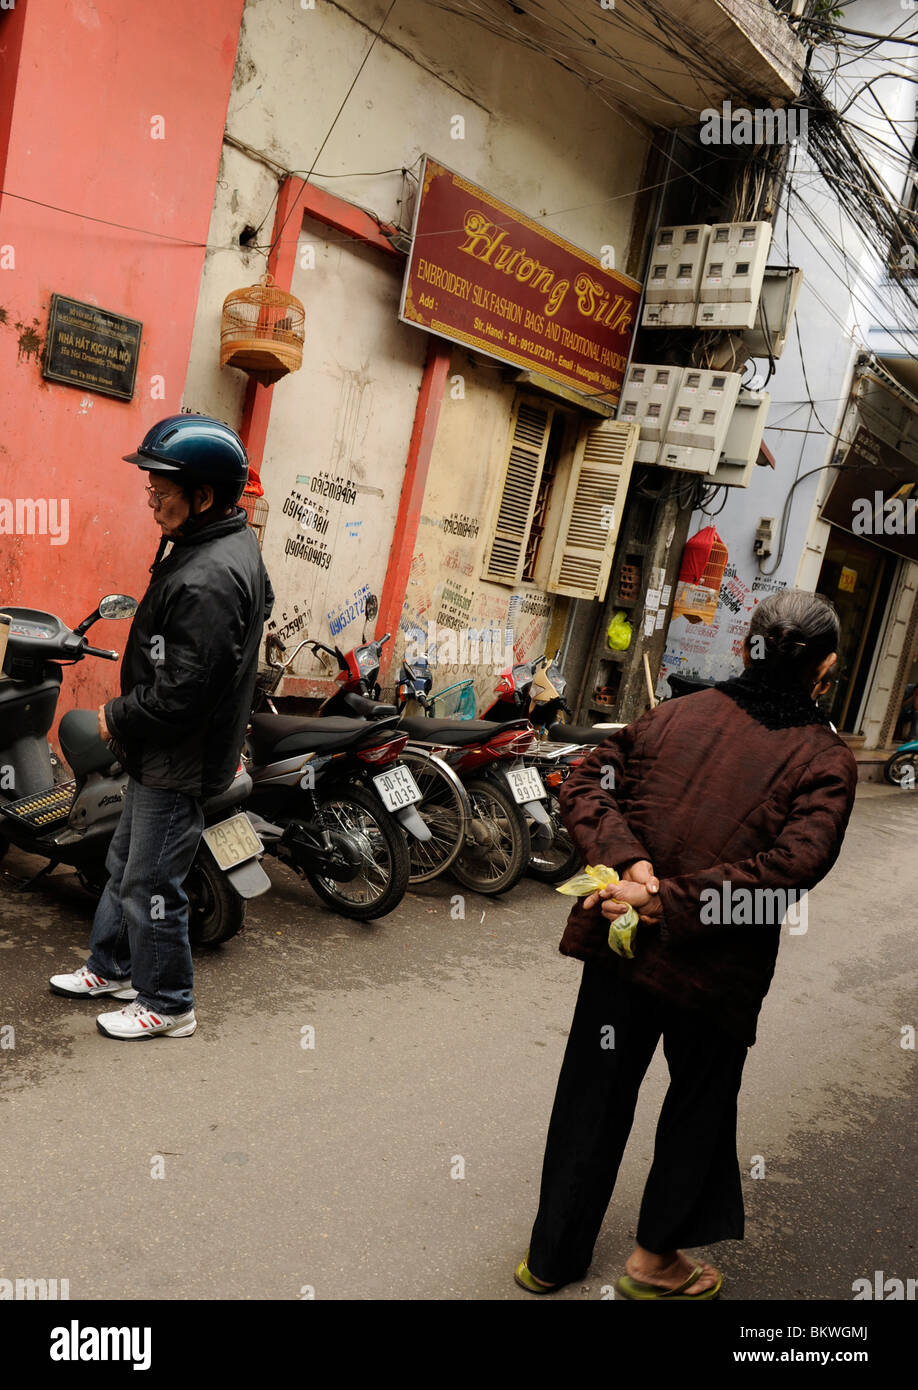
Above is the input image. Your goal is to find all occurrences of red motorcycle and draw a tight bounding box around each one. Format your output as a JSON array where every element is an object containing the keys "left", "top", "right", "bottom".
[
  {"left": 479, "top": 653, "right": 592, "bottom": 883},
  {"left": 307, "top": 606, "right": 553, "bottom": 896}
]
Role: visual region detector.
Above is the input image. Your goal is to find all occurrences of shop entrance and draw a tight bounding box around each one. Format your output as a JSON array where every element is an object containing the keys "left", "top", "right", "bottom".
[{"left": 815, "top": 527, "right": 898, "bottom": 734}]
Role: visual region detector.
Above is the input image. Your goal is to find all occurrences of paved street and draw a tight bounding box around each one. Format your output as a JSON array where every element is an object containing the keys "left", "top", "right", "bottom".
[{"left": 1, "top": 782, "right": 915, "bottom": 1302}]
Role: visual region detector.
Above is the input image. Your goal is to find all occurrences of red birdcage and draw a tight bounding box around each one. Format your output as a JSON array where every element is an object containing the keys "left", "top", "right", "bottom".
[{"left": 672, "top": 526, "right": 728, "bottom": 625}]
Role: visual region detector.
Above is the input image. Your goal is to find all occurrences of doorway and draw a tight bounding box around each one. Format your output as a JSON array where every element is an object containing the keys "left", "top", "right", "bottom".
[{"left": 816, "top": 528, "right": 898, "bottom": 733}]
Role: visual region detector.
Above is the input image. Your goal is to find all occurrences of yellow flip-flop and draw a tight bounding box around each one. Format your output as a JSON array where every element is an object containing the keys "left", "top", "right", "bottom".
[
  {"left": 615, "top": 1264, "right": 723, "bottom": 1300},
  {"left": 513, "top": 1248, "right": 566, "bottom": 1294}
]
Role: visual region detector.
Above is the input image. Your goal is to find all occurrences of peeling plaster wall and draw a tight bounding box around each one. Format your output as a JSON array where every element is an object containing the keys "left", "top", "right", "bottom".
[
  {"left": 183, "top": 0, "right": 649, "bottom": 696},
  {"left": 256, "top": 214, "right": 429, "bottom": 670}
]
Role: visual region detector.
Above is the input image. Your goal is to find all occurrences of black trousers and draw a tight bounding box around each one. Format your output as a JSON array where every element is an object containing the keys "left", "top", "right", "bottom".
[{"left": 528, "top": 960, "right": 748, "bottom": 1284}]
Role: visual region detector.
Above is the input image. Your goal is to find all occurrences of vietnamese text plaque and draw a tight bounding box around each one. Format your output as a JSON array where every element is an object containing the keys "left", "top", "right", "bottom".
[{"left": 43, "top": 295, "right": 142, "bottom": 401}]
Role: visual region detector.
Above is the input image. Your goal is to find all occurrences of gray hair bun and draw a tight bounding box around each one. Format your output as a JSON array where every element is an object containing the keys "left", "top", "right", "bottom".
[{"left": 748, "top": 590, "right": 840, "bottom": 678}]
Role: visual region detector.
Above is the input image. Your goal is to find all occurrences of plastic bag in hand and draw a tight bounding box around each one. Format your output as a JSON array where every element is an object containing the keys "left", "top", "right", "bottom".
[{"left": 555, "top": 863, "right": 639, "bottom": 958}]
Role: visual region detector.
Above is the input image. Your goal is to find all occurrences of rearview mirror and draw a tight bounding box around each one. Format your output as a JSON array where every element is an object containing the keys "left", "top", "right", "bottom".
[
  {"left": 364, "top": 593, "right": 379, "bottom": 623},
  {"left": 99, "top": 594, "right": 139, "bottom": 620}
]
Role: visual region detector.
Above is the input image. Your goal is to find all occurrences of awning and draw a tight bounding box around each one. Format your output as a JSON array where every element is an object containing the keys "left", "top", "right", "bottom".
[{"left": 820, "top": 423, "right": 918, "bottom": 564}]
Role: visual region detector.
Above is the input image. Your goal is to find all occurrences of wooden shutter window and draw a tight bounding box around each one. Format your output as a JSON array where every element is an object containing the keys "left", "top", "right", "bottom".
[
  {"left": 482, "top": 398, "right": 554, "bottom": 586},
  {"left": 547, "top": 418, "right": 638, "bottom": 600}
]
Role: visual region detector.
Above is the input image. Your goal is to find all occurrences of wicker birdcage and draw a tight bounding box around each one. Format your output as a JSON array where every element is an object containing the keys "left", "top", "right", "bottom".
[
  {"left": 220, "top": 273, "right": 305, "bottom": 386},
  {"left": 239, "top": 490, "right": 270, "bottom": 551}
]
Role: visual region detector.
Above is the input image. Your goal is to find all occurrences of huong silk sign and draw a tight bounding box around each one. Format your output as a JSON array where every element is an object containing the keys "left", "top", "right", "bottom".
[{"left": 400, "top": 157, "right": 640, "bottom": 403}]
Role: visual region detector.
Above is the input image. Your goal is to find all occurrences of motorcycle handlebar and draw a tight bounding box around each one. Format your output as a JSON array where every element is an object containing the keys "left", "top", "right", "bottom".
[{"left": 82, "top": 644, "right": 119, "bottom": 660}]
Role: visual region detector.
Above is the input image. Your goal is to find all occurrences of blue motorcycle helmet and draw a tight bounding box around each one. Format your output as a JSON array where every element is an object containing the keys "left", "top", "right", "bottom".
[{"left": 123, "top": 414, "right": 249, "bottom": 504}]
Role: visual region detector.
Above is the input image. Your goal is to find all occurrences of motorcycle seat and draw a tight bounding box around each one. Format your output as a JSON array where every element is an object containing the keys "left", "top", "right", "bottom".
[
  {"left": 59, "top": 709, "right": 120, "bottom": 776},
  {"left": 547, "top": 721, "right": 613, "bottom": 745},
  {"left": 399, "top": 716, "right": 528, "bottom": 747},
  {"left": 344, "top": 691, "right": 399, "bottom": 719},
  {"left": 248, "top": 713, "right": 396, "bottom": 759}
]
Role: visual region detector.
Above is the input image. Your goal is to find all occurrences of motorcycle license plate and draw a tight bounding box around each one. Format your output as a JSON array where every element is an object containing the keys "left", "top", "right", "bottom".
[
  {"left": 372, "top": 765, "right": 422, "bottom": 811},
  {"left": 505, "top": 766, "right": 547, "bottom": 804},
  {"left": 202, "top": 813, "right": 263, "bottom": 871}
]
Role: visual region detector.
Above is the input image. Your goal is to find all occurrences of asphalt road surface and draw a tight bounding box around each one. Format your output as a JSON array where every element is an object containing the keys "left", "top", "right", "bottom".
[{"left": 1, "top": 783, "right": 915, "bottom": 1301}]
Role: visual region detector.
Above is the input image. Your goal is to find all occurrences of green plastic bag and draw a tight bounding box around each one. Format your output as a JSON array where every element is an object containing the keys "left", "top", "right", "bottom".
[
  {"left": 556, "top": 863, "right": 640, "bottom": 959},
  {"left": 606, "top": 610, "right": 632, "bottom": 651}
]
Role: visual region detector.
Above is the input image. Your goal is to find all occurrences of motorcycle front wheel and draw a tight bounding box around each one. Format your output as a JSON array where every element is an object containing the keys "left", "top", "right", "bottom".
[
  {"left": 399, "top": 747, "right": 471, "bottom": 884},
  {"left": 884, "top": 749, "right": 918, "bottom": 787},
  {"left": 306, "top": 782, "right": 409, "bottom": 921},
  {"left": 526, "top": 791, "right": 581, "bottom": 884},
  {"left": 450, "top": 774, "right": 529, "bottom": 895}
]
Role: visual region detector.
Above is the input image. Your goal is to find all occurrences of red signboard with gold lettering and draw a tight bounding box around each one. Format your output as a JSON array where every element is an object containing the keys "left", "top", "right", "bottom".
[{"left": 399, "top": 157, "right": 641, "bottom": 404}]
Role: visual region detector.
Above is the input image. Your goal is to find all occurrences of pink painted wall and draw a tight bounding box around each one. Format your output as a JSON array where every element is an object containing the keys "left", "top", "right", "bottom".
[{"left": 0, "top": 0, "right": 244, "bottom": 740}]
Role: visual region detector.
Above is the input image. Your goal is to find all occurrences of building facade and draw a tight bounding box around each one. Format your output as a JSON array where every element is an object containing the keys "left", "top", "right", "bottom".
[
  {"left": 2, "top": 0, "right": 805, "bottom": 739},
  {"left": 661, "top": 0, "right": 918, "bottom": 757}
]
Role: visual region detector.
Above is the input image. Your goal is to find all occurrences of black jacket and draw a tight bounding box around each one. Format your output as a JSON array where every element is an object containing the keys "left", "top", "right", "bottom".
[{"left": 106, "top": 509, "right": 274, "bottom": 798}]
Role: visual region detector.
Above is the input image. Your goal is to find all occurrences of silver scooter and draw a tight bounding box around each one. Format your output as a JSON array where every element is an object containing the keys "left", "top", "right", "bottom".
[{"left": 0, "top": 594, "right": 268, "bottom": 944}]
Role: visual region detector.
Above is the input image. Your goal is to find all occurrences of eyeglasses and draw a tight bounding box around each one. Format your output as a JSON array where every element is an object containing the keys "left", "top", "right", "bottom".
[{"left": 145, "top": 484, "right": 182, "bottom": 510}]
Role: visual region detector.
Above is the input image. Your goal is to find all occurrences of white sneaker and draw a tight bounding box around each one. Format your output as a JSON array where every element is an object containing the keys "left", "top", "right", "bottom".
[
  {"left": 96, "top": 999, "right": 197, "bottom": 1040},
  {"left": 50, "top": 965, "right": 137, "bottom": 1000}
]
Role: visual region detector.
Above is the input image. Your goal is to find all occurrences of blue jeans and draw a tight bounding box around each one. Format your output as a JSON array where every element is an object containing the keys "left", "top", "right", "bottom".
[{"left": 87, "top": 778, "right": 204, "bottom": 1014}]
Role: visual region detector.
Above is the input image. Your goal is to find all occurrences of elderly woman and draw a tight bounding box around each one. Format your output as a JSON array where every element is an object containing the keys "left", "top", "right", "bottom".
[{"left": 515, "top": 590, "right": 857, "bottom": 1299}]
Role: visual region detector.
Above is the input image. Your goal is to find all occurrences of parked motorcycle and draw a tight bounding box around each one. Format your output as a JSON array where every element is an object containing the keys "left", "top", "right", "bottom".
[
  {"left": 480, "top": 653, "right": 590, "bottom": 882},
  {"left": 261, "top": 603, "right": 472, "bottom": 887},
  {"left": 289, "top": 599, "right": 550, "bottom": 895},
  {"left": 0, "top": 595, "right": 269, "bottom": 944},
  {"left": 884, "top": 739, "right": 918, "bottom": 787},
  {"left": 243, "top": 619, "right": 428, "bottom": 920},
  {"left": 540, "top": 667, "right": 709, "bottom": 747},
  {"left": 389, "top": 649, "right": 553, "bottom": 895}
]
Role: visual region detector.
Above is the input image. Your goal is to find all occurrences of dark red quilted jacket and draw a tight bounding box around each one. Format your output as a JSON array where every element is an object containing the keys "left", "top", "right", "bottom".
[{"left": 557, "top": 688, "right": 858, "bottom": 1045}]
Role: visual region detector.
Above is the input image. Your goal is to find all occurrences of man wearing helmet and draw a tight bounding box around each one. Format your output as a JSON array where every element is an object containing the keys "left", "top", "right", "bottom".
[{"left": 50, "top": 415, "right": 274, "bottom": 1040}]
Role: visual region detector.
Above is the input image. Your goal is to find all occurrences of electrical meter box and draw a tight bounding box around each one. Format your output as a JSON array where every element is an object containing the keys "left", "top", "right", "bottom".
[
  {"left": 741, "top": 267, "right": 802, "bottom": 359},
  {"left": 695, "top": 222, "right": 772, "bottom": 330},
  {"left": 709, "top": 390, "right": 771, "bottom": 488},
  {"left": 641, "top": 225, "right": 712, "bottom": 327},
  {"left": 660, "top": 369, "right": 742, "bottom": 473},
  {"left": 617, "top": 363, "right": 682, "bottom": 463}
]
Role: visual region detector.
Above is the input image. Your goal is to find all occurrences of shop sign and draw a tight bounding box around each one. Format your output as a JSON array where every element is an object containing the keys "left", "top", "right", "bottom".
[
  {"left": 820, "top": 426, "right": 918, "bottom": 564},
  {"left": 43, "top": 295, "right": 142, "bottom": 401},
  {"left": 399, "top": 156, "right": 640, "bottom": 404}
]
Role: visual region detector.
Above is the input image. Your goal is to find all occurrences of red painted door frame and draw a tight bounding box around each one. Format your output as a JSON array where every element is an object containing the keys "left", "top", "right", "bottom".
[{"left": 238, "top": 175, "right": 449, "bottom": 696}]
